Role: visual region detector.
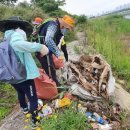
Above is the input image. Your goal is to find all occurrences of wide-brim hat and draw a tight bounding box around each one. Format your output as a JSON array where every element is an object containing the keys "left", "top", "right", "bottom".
[
  {"left": 62, "top": 15, "right": 75, "bottom": 27},
  {"left": 0, "top": 16, "right": 33, "bottom": 35}
]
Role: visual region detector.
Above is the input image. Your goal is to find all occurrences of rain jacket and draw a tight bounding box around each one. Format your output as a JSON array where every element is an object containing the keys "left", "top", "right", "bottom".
[{"left": 4, "top": 30, "right": 42, "bottom": 80}]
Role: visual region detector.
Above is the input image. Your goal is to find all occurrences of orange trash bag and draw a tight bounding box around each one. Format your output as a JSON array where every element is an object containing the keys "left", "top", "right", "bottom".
[
  {"left": 52, "top": 54, "right": 64, "bottom": 69},
  {"left": 34, "top": 69, "right": 58, "bottom": 100}
]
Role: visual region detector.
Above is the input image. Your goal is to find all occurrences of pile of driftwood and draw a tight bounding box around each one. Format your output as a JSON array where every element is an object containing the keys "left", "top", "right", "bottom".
[{"left": 66, "top": 55, "right": 115, "bottom": 100}]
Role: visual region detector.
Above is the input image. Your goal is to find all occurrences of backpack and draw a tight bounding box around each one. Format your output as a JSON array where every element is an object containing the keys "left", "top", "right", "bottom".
[
  {"left": 31, "top": 18, "right": 54, "bottom": 42},
  {"left": 0, "top": 34, "right": 27, "bottom": 84}
]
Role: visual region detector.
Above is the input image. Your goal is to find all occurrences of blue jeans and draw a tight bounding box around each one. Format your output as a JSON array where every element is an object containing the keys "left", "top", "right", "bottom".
[{"left": 12, "top": 79, "right": 38, "bottom": 123}]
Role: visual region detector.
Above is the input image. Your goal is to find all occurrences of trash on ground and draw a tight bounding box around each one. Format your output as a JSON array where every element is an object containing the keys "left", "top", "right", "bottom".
[
  {"left": 34, "top": 55, "right": 123, "bottom": 130},
  {"left": 38, "top": 104, "right": 53, "bottom": 118},
  {"left": 61, "top": 55, "right": 115, "bottom": 100},
  {"left": 53, "top": 97, "right": 72, "bottom": 108}
]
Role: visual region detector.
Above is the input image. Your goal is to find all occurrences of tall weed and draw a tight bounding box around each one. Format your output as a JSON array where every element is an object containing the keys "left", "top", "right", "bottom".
[{"left": 87, "top": 16, "right": 130, "bottom": 80}]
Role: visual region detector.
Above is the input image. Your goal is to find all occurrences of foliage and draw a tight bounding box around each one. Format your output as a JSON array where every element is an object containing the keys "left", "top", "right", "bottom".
[
  {"left": 87, "top": 16, "right": 130, "bottom": 81},
  {"left": 31, "top": 0, "right": 68, "bottom": 17},
  {"left": 17, "top": 1, "right": 31, "bottom": 8},
  {"left": 0, "top": 82, "right": 16, "bottom": 120},
  {"left": 76, "top": 15, "right": 88, "bottom": 24},
  {"left": 0, "top": 4, "right": 47, "bottom": 22},
  {"left": 0, "top": 0, "right": 17, "bottom": 5},
  {"left": 105, "top": 14, "right": 123, "bottom": 20},
  {"left": 32, "top": 0, "right": 65, "bottom": 12},
  {"left": 74, "top": 46, "right": 82, "bottom": 54},
  {"left": 64, "top": 30, "right": 76, "bottom": 42},
  {"left": 48, "top": 9, "right": 68, "bottom": 17},
  {"left": 41, "top": 108, "right": 89, "bottom": 130}
]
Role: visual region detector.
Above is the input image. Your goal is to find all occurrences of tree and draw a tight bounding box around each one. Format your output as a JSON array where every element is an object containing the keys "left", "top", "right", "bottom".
[
  {"left": 0, "top": 0, "right": 17, "bottom": 5},
  {"left": 17, "top": 1, "right": 31, "bottom": 8},
  {"left": 31, "top": 0, "right": 66, "bottom": 13}
]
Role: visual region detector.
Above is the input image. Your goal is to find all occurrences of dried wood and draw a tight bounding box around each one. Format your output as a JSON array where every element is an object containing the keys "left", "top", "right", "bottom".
[{"left": 69, "top": 63, "right": 97, "bottom": 92}]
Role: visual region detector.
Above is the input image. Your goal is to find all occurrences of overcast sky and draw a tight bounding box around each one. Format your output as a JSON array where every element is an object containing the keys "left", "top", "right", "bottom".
[{"left": 18, "top": 0, "right": 130, "bottom": 16}]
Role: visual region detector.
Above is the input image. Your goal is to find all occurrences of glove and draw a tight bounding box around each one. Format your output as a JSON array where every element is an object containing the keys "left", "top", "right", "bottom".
[{"left": 40, "top": 44, "right": 49, "bottom": 57}]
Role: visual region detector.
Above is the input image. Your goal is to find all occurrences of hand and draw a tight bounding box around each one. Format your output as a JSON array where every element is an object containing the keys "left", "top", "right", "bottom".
[{"left": 40, "top": 45, "right": 49, "bottom": 57}]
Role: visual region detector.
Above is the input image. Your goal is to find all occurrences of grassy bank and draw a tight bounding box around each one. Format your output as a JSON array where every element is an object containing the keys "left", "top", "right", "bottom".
[
  {"left": 0, "top": 82, "right": 16, "bottom": 120},
  {"left": 87, "top": 15, "right": 130, "bottom": 90}
]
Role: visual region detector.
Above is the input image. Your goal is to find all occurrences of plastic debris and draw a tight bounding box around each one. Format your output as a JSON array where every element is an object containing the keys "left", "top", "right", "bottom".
[
  {"left": 86, "top": 112, "right": 108, "bottom": 125},
  {"left": 98, "top": 124, "right": 112, "bottom": 130},
  {"left": 38, "top": 99, "right": 43, "bottom": 110},
  {"left": 78, "top": 104, "right": 87, "bottom": 113},
  {"left": 54, "top": 97, "right": 72, "bottom": 108},
  {"left": 38, "top": 104, "right": 53, "bottom": 117},
  {"left": 93, "top": 113, "right": 108, "bottom": 124}
]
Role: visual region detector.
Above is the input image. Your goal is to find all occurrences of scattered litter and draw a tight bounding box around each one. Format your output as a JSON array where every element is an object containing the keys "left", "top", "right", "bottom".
[
  {"left": 34, "top": 55, "right": 122, "bottom": 130},
  {"left": 38, "top": 104, "right": 53, "bottom": 117},
  {"left": 63, "top": 55, "right": 116, "bottom": 99},
  {"left": 86, "top": 112, "right": 108, "bottom": 125},
  {"left": 112, "top": 103, "right": 121, "bottom": 115},
  {"left": 98, "top": 124, "right": 112, "bottom": 130},
  {"left": 53, "top": 97, "right": 72, "bottom": 108},
  {"left": 78, "top": 104, "right": 87, "bottom": 113},
  {"left": 70, "top": 83, "right": 101, "bottom": 101},
  {"left": 38, "top": 99, "right": 43, "bottom": 110}
]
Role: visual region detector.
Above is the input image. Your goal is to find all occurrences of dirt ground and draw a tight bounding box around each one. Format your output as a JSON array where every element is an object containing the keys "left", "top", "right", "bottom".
[
  {"left": 0, "top": 32, "right": 130, "bottom": 130},
  {"left": 0, "top": 105, "right": 25, "bottom": 130}
]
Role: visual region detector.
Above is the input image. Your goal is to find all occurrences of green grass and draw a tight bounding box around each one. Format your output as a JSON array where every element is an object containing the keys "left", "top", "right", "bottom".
[
  {"left": 24, "top": 103, "right": 92, "bottom": 130},
  {"left": 0, "top": 4, "right": 47, "bottom": 22},
  {"left": 39, "top": 104, "right": 92, "bottom": 130},
  {"left": 87, "top": 15, "right": 130, "bottom": 83},
  {"left": 0, "top": 82, "right": 17, "bottom": 120}
]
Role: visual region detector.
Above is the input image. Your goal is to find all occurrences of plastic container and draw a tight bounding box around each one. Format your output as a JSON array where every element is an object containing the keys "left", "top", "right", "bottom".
[
  {"left": 92, "top": 113, "right": 106, "bottom": 124},
  {"left": 86, "top": 112, "right": 108, "bottom": 124}
]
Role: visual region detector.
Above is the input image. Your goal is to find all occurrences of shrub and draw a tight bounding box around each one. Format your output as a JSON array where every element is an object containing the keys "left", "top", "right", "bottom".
[
  {"left": 76, "top": 15, "right": 87, "bottom": 24},
  {"left": 0, "top": 4, "right": 47, "bottom": 22}
]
